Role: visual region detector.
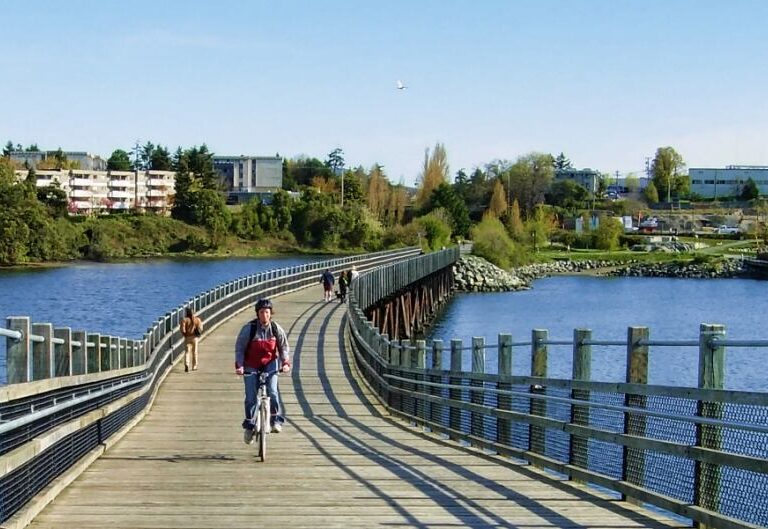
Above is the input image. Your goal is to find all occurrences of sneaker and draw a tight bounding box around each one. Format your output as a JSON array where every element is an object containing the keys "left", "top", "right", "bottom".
[
  {"left": 271, "top": 422, "right": 283, "bottom": 433},
  {"left": 243, "top": 428, "right": 254, "bottom": 444},
  {"left": 184, "top": 365, "right": 189, "bottom": 372}
]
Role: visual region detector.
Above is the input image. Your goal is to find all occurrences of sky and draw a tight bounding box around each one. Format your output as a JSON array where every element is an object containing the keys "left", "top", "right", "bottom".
[{"left": 2, "top": 0, "right": 768, "bottom": 187}]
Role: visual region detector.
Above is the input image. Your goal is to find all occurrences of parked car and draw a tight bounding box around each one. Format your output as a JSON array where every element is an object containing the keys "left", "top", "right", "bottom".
[{"left": 716, "top": 225, "right": 740, "bottom": 235}]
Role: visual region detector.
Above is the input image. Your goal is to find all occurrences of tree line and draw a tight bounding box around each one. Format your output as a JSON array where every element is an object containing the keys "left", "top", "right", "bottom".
[{"left": 7, "top": 138, "right": 756, "bottom": 269}]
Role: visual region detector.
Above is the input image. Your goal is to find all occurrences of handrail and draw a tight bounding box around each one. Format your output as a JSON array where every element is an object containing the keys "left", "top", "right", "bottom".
[
  {"left": 0, "top": 247, "right": 422, "bottom": 526},
  {"left": 346, "top": 253, "right": 768, "bottom": 529}
]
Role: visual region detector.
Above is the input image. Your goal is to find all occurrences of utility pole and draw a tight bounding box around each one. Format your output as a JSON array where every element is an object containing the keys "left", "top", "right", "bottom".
[{"left": 132, "top": 139, "right": 140, "bottom": 213}]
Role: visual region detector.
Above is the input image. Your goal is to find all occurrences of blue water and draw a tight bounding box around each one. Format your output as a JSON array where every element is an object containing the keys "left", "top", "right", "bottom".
[
  {"left": 0, "top": 256, "right": 322, "bottom": 383},
  {"left": 3, "top": 262, "right": 767, "bottom": 392},
  {"left": 428, "top": 276, "right": 768, "bottom": 391}
]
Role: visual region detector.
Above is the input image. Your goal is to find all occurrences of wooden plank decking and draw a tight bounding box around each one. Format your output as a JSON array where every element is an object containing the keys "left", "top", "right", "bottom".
[{"left": 28, "top": 287, "right": 687, "bottom": 528}]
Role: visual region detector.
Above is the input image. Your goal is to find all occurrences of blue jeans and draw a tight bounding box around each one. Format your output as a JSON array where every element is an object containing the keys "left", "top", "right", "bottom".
[{"left": 243, "top": 359, "right": 284, "bottom": 427}]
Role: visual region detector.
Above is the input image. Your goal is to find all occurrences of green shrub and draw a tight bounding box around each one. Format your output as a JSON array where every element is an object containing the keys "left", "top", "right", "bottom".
[{"left": 471, "top": 215, "right": 517, "bottom": 269}]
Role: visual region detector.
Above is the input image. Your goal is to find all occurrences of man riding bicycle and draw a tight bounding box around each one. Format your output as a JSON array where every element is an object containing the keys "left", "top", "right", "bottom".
[{"left": 235, "top": 298, "right": 291, "bottom": 443}]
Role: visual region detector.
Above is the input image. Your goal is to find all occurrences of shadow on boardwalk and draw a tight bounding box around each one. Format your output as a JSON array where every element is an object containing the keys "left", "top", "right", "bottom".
[{"left": 27, "top": 288, "right": 685, "bottom": 529}]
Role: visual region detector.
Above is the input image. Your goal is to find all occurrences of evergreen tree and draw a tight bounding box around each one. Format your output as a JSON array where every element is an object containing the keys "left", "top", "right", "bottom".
[
  {"left": 741, "top": 178, "right": 760, "bottom": 200},
  {"left": 554, "top": 152, "right": 572, "bottom": 170}
]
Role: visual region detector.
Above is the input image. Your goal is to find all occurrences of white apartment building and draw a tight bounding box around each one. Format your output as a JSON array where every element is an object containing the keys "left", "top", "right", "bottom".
[
  {"left": 213, "top": 155, "right": 282, "bottom": 203},
  {"left": 689, "top": 166, "right": 768, "bottom": 198},
  {"left": 16, "top": 169, "right": 175, "bottom": 215}
]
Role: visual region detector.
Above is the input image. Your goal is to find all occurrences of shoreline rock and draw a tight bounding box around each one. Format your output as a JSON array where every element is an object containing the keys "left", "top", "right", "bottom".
[{"left": 453, "top": 255, "right": 747, "bottom": 292}]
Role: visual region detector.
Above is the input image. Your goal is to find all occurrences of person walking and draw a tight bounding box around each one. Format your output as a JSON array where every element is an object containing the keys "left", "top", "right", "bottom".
[
  {"left": 338, "top": 270, "right": 349, "bottom": 303},
  {"left": 179, "top": 307, "right": 203, "bottom": 372},
  {"left": 235, "top": 299, "right": 291, "bottom": 443},
  {"left": 320, "top": 268, "right": 335, "bottom": 302}
]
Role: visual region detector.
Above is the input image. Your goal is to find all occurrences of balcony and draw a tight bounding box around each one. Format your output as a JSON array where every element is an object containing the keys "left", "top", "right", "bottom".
[
  {"left": 70, "top": 189, "right": 93, "bottom": 198},
  {"left": 108, "top": 190, "right": 131, "bottom": 199},
  {"left": 147, "top": 178, "right": 170, "bottom": 187}
]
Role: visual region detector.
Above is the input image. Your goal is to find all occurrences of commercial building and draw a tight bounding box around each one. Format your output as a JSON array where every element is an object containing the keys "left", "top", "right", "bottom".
[
  {"left": 688, "top": 166, "right": 768, "bottom": 198},
  {"left": 16, "top": 169, "right": 175, "bottom": 215},
  {"left": 554, "top": 168, "right": 600, "bottom": 195},
  {"left": 213, "top": 155, "right": 282, "bottom": 203}
]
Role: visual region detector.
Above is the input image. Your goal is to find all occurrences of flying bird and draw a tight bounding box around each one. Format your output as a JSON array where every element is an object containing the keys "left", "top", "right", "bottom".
[{"left": 396, "top": 80, "right": 407, "bottom": 90}]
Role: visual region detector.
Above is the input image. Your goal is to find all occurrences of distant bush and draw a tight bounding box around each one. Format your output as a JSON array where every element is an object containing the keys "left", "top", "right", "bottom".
[{"left": 471, "top": 215, "right": 517, "bottom": 269}]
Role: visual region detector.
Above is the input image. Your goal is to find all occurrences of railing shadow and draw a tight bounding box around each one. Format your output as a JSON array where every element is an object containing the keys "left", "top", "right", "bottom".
[{"left": 287, "top": 302, "right": 680, "bottom": 529}]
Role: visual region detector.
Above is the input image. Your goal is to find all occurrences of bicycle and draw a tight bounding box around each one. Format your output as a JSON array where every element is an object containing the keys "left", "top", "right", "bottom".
[{"left": 243, "top": 370, "right": 276, "bottom": 462}]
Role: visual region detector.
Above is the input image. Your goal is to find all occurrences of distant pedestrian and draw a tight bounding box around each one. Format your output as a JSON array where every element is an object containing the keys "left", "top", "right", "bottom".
[
  {"left": 320, "top": 269, "right": 335, "bottom": 302},
  {"left": 338, "top": 270, "right": 349, "bottom": 303},
  {"left": 349, "top": 265, "right": 359, "bottom": 284},
  {"left": 179, "top": 307, "right": 203, "bottom": 372}
]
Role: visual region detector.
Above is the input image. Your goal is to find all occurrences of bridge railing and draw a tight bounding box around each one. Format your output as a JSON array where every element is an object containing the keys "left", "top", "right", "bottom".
[
  {"left": 0, "top": 246, "right": 421, "bottom": 527},
  {"left": 348, "top": 258, "right": 768, "bottom": 529}
]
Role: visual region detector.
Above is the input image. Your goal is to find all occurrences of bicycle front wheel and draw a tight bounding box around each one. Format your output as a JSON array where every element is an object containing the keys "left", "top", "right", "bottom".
[{"left": 258, "top": 398, "right": 269, "bottom": 462}]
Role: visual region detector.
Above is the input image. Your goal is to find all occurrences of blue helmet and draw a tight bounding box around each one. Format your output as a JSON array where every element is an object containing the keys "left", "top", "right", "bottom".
[{"left": 255, "top": 298, "right": 273, "bottom": 311}]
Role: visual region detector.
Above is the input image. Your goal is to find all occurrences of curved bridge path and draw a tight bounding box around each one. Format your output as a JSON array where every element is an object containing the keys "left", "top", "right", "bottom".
[{"left": 28, "top": 288, "right": 685, "bottom": 529}]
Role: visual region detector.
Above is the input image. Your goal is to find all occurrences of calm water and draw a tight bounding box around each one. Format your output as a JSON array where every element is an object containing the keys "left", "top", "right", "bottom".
[
  {"left": 2, "top": 261, "right": 767, "bottom": 392},
  {"left": 428, "top": 276, "right": 768, "bottom": 392},
  {"left": 0, "top": 256, "right": 323, "bottom": 383}
]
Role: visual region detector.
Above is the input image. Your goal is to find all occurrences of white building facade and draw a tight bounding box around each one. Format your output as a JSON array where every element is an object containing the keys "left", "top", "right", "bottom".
[
  {"left": 689, "top": 166, "right": 768, "bottom": 198},
  {"left": 16, "top": 169, "right": 175, "bottom": 215},
  {"left": 213, "top": 155, "right": 282, "bottom": 203}
]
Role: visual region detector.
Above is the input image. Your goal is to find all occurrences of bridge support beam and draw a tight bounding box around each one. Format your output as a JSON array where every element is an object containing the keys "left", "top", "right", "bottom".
[{"left": 365, "top": 266, "right": 453, "bottom": 341}]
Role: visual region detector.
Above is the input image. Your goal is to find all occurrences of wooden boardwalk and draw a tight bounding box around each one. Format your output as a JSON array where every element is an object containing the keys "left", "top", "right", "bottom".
[{"left": 28, "top": 287, "right": 686, "bottom": 528}]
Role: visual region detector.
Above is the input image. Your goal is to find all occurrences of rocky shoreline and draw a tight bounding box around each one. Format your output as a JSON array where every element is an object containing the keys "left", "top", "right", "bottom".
[{"left": 453, "top": 255, "right": 747, "bottom": 292}]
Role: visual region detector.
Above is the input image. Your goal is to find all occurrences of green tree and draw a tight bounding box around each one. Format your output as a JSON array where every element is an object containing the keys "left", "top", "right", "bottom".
[
  {"left": 553, "top": 152, "right": 572, "bottom": 170},
  {"left": 423, "top": 182, "right": 470, "bottom": 237},
  {"left": 107, "top": 149, "right": 132, "bottom": 171},
  {"left": 594, "top": 216, "right": 624, "bottom": 250},
  {"left": 37, "top": 182, "right": 69, "bottom": 217},
  {"left": 525, "top": 205, "right": 556, "bottom": 252},
  {"left": 545, "top": 179, "right": 588, "bottom": 211},
  {"left": 341, "top": 170, "right": 364, "bottom": 205},
  {"left": 651, "top": 146, "right": 687, "bottom": 201},
  {"left": 644, "top": 181, "right": 659, "bottom": 204},
  {"left": 325, "top": 148, "right": 345, "bottom": 174},
  {"left": 507, "top": 153, "right": 554, "bottom": 217},
  {"left": 625, "top": 173, "right": 640, "bottom": 193},
  {"left": 149, "top": 145, "right": 172, "bottom": 170},
  {"left": 415, "top": 210, "right": 452, "bottom": 251},
  {"left": 3, "top": 141, "right": 13, "bottom": 157},
  {"left": 471, "top": 214, "right": 519, "bottom": 269},
  {"left": 741, "top": 178, "right": 760, "bottom": 200}
]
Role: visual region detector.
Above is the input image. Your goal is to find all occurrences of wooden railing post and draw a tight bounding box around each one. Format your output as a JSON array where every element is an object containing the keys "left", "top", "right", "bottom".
[
  {"left": 416, "top": 339, "right": 427, "bottom": 423},
  {"left": 497, "top": 333, "right": 512, "bottom": 447},
  {"left": 570, "top": 328, "right": 592, "bottom": 474},
  {"left": 431, "top": 339, "right": 444, "bottom": 430},
  {"left": 623, "top": 326, "right": 649, "bottom": 501},
  {"left": 695, "top": 323, "right": 725, "bottom": 527},
  {"left": 54, "top": 326, "right": 72, "bottom": 377},
  {"left": 7, "top": 316, "right": 31, "bottom": 383},
  {"left": 87, "top": 333, "right": 101, "bottom": 373},
  {"left": 71, "top": 330, "right": 87, "bottom": 375},
  {"left": 471, "top": 336, "right": 485, "bottom": 444},
  {"left": 32, "top": 323, "right": 53, "bottom": 380},
  {"left": 449, "top": 338, "right": 463, "bottom": 440},
  {"left": 530, "top": 329, "right": 548, "bottom": 456},
  {"left": 100, "top": 336, "right": 111, "bottom": 371}
]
